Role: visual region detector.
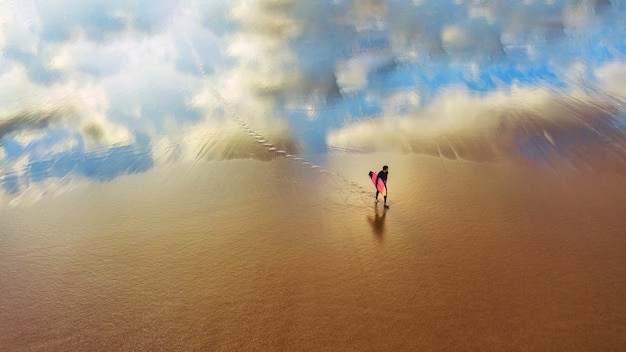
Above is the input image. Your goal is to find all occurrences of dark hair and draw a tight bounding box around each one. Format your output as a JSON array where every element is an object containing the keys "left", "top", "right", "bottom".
[{"left": 382, "top": 165, "right": 388, "bottom": 170}]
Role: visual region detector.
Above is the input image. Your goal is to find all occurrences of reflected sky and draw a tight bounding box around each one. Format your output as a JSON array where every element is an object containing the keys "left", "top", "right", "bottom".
[{"left": 1, "top": 0, "right": 626, "bottom": 206}]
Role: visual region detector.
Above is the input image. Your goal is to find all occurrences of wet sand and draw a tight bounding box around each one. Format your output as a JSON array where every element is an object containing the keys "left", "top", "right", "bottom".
[{"left": 1, "top": 153, "right": 626, "bottom": 351}]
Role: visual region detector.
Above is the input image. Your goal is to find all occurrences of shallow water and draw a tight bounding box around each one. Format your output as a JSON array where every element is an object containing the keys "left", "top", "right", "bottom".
[{"left": 1, "top": 153, "right": 626, "bottom": 351}]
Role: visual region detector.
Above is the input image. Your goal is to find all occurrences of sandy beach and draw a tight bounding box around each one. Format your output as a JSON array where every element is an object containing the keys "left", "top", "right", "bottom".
[
  {"left": 1, "top": 152, "right": 625, "bottom": 351},
  {"left": 3, "top": 1, "right": 626, "bottom": 351}
]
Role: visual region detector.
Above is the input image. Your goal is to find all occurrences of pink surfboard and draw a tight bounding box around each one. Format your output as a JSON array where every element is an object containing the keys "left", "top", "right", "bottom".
[{"left": 369, "top": 171, "right": 386, "bottom": 196}]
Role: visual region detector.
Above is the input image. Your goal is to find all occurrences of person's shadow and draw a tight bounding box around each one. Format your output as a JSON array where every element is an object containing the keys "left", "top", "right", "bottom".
[{"left": 367, "top": 205, "right": 387, "bottom": 240}]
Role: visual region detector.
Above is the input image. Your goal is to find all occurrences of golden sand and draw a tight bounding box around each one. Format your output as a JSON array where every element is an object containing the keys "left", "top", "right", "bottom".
[{"left": 1, "top": 154, "right": 625, "bottom": 351}]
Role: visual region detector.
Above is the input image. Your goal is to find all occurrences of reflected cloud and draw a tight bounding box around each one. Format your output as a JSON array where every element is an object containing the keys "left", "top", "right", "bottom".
[
  {"left": 327, "top": 88, "right": 626, "bottom": 174},
  {"left": 0, "top": 106, "right": 75, "bottom": 139},
  {"left": 2, "top": 0, "right": 626, "bottom": 207}
]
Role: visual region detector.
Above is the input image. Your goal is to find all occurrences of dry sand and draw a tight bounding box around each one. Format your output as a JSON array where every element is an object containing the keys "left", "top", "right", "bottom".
[{"left": 1, "top": 153, "right": 626, "bottom": 351}]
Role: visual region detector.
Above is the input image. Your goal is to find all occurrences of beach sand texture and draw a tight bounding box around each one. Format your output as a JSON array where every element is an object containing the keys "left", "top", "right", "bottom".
[{"left": 1, "top": 151, "right": 625, "bottom": 351}]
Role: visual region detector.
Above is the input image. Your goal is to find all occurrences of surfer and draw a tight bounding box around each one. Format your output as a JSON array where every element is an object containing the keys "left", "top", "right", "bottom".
[{"left": 375, "top": 165, "right": 389, "bottom": 209}]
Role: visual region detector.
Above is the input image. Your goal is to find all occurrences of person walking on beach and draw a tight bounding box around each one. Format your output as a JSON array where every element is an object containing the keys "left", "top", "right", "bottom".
[{"left": 375, "top": 165, "right": 389, "bottom": 209}]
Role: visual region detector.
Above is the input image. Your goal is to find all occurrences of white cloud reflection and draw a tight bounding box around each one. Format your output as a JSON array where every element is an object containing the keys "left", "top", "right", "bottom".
[{"left": 1, "top": 0, "right": 626, "bottom": 206}]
